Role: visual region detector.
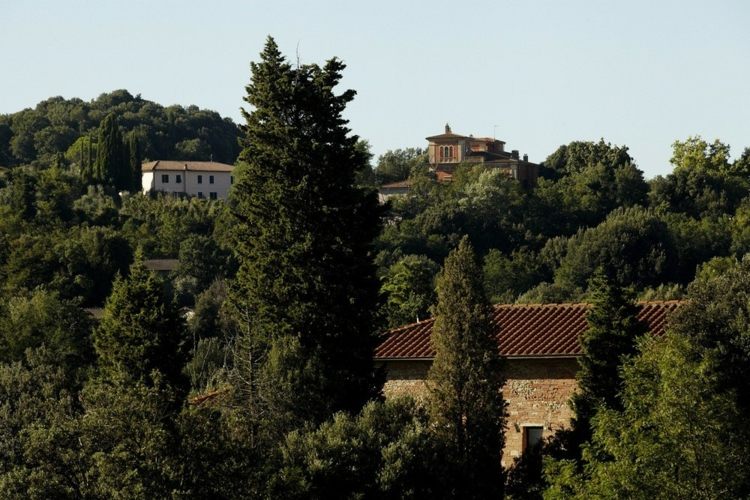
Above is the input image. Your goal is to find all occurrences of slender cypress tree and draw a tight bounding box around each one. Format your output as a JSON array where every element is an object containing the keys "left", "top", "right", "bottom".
[
  {"left": 87, "top": 136, "right": 93, "bottom": 178},
  {"left": 566, "top": 271, "right": 646, "bottom": 461},
  {"left": 80, "top": 136, "right": 95, "bottom": 183},
  {"left": 94, "top": 113, "right": 128, "bottom": 189},
  {"left": 128, "top": 133, "right": 142, "bottom": 192},
  {"left": 427, "top": 236, "right": 506, "bottom": 499},
  {"left": 228, "top": 37, "right": 383, "bottom": 439}
]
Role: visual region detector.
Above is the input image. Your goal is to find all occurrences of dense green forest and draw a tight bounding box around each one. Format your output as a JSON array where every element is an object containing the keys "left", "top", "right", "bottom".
[
  {"left": 2, "top": 37, "right": 750, "bottom": 498},
  {"left": 0, "top": 89, "right": 241, "bottom": 169}
]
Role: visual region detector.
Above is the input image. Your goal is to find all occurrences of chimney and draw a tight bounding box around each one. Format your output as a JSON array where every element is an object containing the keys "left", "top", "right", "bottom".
[
  {"left": 511, "top": 149, "right": 519, "bottom": 159},
  {"left": 523, "top": 154, "right": 528, "bottom": 162},
  {"left": 445, "top": 123, "right": 451, "bottom": 134}
]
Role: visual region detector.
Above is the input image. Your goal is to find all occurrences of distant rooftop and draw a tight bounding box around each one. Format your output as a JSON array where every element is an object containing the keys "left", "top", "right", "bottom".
[
  {"left": 380, "top": 179, "right": 413, "bottom": 189},
  {"left": 142, "top": 160, "right": 234, "bottom": 172},
  {"left": 426, "top": 123, "right": 506, "bottom": 143},
  {"left": 143, "top": 258, "right": 179, "bottom": 272}
]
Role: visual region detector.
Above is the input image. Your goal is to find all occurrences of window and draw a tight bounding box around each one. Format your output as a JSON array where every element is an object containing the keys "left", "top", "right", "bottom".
[
  {"left": 230, "top": 175, "right": 234, "bottom": 184},
  {"left": 161, "top": 174, "right": 169, "bottom": 183},
  {"left": 176, "top": 174, "right": 182, "bottom": 183},
  {"left": 197, "top": 192, "right": 204, "bottom": 198},
  {"left": 197, "top": 175, "right": 203, "bottom": 184},
  {"left": 523, "top": 426, "right": 544, "bottom": 452},
  {"left": 439, "top": 145, "right": 455, "bottom": 162},
  {"left": 209, "top": 175, "right": 215, "bottom": 184},
  {"left": 209, "top": 192, "right": 217, "bottom": 200}
]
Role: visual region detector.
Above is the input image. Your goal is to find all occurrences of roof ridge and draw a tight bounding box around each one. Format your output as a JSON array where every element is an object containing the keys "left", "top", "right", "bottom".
[
  {"left": 385, "top": 316, "right": 436, "bottom": 333},
  {"left": 385, "top": 300, "right": 686, "bottom": 335},
  {"left": 494, "top": 302, "right": 591, "bottom": 309}
]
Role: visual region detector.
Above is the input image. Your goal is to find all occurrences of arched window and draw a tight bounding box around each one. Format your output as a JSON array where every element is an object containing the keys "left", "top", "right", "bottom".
[{"left": 438, "top": 145, "right": 456, "bottom": 162}]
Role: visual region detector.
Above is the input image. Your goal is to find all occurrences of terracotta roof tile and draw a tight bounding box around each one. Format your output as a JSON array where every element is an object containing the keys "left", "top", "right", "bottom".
[
  {"left": 142, "top": 160, "right": 234, "bottom": 172},
  {"left": 375, "top": 301, "right": 683, "bottom": 360}
]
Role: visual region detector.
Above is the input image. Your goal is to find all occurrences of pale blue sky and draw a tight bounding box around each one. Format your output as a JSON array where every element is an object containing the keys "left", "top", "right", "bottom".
[{"left": 2, "top": 0, "right": 748, "bottom": 177}]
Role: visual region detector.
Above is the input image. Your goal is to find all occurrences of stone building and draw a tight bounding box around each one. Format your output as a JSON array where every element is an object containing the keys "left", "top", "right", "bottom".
[
  {"left": 374, "top": 301, "right": 681, "bottom": 464},
  {"left": 426, "top": 124, "right": 539, "bottom": 187},
  {"left": 141, "top": 160, "right": 235, "bottom": 199},
  {"left": 378, "top": 179, "right": 413, "bottom": 203}
]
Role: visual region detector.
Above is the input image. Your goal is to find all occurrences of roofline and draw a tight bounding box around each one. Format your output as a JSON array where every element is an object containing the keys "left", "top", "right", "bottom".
[
  {"left": 141, "top": 160, "right": 234, "bottom": 172},
  {"left": 375, "top": 357, "right": 433, "bottom": 362},
  {"left": 426, "top": 134, "right": 469, "bottom": 141},
  {"left": 375, "top": 354, "right": 580, "bottom": 362},
  {"left": 383, "top": 300, "right": 686, "bottom": 334}
]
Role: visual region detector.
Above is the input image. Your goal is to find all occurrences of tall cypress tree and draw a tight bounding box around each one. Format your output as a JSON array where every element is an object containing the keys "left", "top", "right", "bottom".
[
  {"left": 94, "top": 113, "right": 128, "bottom": 189},
  {"left": 566, "top": 271, "right": 646, "bottom": 461},
  {"left": 87, "top": 136, "right": 93, "bottom": 178},
  {"left": 80, "top": 135, "right": 96, "bottom": 184},
  {"left": 427, "top": 236, "right": 506, "bottom": 499},
  {"left": 128, "top": 133, "right": 142, "bottom": 192},
  {"left": 228, "top": 37, "right": 383, "bottom": 439}
]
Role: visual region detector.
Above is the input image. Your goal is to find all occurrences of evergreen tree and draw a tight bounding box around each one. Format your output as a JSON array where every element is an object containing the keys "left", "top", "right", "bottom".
[
  {"left": 568, "top": 273, "right": 646, "bottom": 458},
  {"left": 128, "top": 132, "right": 142, "bottom": 192},
  {"left": 427, "top": 236, "right": 505, "bottom": 499},
  {"left": 93, "top": 252, "right": 187, "bottom": 391},
  {"left": 79, "top": 252, "right": 191, "bottom": 495},
  {"left": 94, "top": 113, "right": 128, "bottom": 189},
  {"left": 228, "top": 37, "right": 383, "bottom": 439},
  {"left": 79, "top": 135, "right": 96, "bottom": 183}
]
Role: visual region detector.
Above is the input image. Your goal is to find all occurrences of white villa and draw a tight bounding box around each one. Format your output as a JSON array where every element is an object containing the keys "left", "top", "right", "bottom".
[{"left": 141, "top": 160, "right": 235, "bottom": 199}]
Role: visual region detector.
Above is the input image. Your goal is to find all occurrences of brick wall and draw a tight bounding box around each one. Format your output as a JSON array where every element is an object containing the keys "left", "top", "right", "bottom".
[{"left": 380, "top": 357, "right": 579, "bottom": 463}]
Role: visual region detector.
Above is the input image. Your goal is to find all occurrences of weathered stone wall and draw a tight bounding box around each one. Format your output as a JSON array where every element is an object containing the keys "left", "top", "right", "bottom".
[
  {"left": 502, "top": 358, "right": 578, "bottom": 463},
  {"left": 380, "top": 357, "right": 579, "bottom": 464},
  {"left": 380, "top": 360, "right": 430, "bottom": 403}
]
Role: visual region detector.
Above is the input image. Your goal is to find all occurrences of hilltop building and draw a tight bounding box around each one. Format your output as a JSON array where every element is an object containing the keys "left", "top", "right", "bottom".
[
  {"left": 374, "top": 301, "right": 681, "bottom": 463},
  {"left": 141, "top": 160, "right": 235, "bottom": 199},
  {"left": 378, "top": 179, "right": 413, "bottom": 203},
  {"left": 426, "top": 124, "right": 538, "bottom": 186}
]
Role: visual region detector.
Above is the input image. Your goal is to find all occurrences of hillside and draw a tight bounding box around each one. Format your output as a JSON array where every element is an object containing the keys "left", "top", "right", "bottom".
[{"left": 0, "top": 89, "right": 241, "bottom": 168}]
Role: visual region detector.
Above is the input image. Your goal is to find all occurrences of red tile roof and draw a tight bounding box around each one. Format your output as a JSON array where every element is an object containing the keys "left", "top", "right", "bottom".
[
  {"left": 141, "top": 160, "right": 234, "bottom": 172},
  {"left": 374, "top": 301, "right": 683, "bottom": 360}
]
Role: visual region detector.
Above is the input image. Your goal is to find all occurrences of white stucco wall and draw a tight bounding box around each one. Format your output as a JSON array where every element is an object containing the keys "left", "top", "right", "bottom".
[
  {"left": 143, "top": 170, "right": 234, "bottom": 199},
  {"left": 141, "top": 172, "right": 154, "bottom": 193}
]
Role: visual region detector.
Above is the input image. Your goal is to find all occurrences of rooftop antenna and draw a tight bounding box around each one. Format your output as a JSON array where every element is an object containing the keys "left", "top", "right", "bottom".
[
  {"left": 210, "top": 154, "right": 213, "bottom": 162},
  {"left": 493, "top": 125, "right": 499, "bottom": 140}
]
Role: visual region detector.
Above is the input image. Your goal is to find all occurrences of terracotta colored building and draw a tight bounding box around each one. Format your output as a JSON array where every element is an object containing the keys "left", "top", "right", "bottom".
[
  {"left": 374, "top": 301, "right": 681, "bottom": 464},
  {"left": 426, "top": 124, "right": 539, "bottom": 186}
]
